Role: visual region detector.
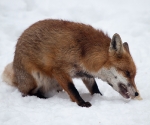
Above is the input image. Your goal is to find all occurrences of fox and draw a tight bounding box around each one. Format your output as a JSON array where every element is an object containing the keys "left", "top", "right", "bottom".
[{"left": 2, "top": 19, "right": 140, "bottom": 107}]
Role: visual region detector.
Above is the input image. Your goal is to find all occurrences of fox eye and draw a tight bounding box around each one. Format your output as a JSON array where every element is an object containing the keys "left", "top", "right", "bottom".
[{"left": 125, "top": 71, "right": 130, "bottom": 77}]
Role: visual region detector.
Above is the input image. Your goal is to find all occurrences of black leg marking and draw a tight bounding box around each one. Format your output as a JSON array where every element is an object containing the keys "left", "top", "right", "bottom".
[
  {"left": 83, "top": 78, "right": 102, "bottom": 96},
  {"left": 92, "top": 80, "right": 103, "bottom": 95},
  {"left": 68, "top": 83, "right": 91, "bottom": 107},
  {"left": 29, "top": 89, "right": 47, "bottom": 99},
  {"left": 35, "top": 90, "right": 47, "bottom": 99},
  {"left": 23, "top": 89, "right": 47, "bottom": 99}
]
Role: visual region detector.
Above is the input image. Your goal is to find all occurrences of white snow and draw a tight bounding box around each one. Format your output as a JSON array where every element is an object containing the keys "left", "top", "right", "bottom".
[{"left": 0, "top": 0, "right": 150, "bottom": 125}]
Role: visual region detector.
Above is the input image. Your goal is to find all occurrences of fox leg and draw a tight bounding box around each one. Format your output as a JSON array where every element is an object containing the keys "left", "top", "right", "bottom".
[
  {"left": 14, "top": 68, "right": 46, "bottom": 98},
  {"left": 52, "top": 71, "right": 91, "bottom": 107},
  {"left": 33, "top": 89, "right": 47, "bottom": 99},
  {"left": 82, "top": 78, "right": 102, "bottom": 95}
]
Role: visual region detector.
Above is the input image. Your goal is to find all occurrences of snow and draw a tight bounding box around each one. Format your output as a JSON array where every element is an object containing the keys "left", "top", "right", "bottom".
[{"left": 0, "top": 0, "right": 150, "bottom": 125}]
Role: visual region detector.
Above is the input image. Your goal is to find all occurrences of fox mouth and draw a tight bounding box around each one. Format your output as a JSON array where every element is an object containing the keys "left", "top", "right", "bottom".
[{"left": 119, "top": 83, "right": 130, "bottom": 99}]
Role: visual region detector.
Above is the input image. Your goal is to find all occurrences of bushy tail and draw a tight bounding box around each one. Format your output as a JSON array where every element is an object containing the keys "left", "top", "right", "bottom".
[{"left": 1, "top": 62, "right": 16, "bottom": 86}]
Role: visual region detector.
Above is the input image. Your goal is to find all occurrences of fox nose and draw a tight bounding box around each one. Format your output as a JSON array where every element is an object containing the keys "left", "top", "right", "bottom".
[{"left": 135, "top": 92, "right": 139, "bottom": 96}]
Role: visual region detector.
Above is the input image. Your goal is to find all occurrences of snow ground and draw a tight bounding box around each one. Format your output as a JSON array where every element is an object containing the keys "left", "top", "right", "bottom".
[{"left": 0, "top": 0, "right": 150, "bottom": 125}]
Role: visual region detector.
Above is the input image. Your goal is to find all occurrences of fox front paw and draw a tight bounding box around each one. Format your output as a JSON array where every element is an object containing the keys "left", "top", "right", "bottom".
[{"left": 78, "top": 101, "right": 91, "bottom": 107}]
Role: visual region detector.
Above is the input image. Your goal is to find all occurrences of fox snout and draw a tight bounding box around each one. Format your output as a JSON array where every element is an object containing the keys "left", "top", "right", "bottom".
[{"left": 118, "top": 83, "right": 139, "bottom": 99}]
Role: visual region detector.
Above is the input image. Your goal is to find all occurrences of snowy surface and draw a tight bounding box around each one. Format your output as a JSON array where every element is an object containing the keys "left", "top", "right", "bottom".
[{"left": 0, "top": 0, "right": 150, "bottom": 125}]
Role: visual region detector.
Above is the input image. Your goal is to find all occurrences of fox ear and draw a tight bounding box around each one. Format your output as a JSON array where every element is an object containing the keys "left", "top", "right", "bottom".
[
  {"left": 109, "top": 33, "right": 124, "bottom": 56},
  {"left": 123, "top": 42, "right": 131, "bottom": 55}
]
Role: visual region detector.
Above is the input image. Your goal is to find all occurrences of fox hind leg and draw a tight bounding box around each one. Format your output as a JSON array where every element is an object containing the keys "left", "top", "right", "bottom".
[{"left": 14, "top": 68, "right": 46, "bottom": 98}]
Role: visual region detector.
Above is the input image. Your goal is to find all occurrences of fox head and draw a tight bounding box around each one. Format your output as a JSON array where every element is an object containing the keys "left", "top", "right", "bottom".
[{"left": 98, "top": 33, "right": 138, "bottom": 99}]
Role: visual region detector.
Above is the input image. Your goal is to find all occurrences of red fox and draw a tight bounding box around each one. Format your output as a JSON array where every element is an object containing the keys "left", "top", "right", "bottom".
[{"left": 2, "top": 19, "right": 140, "bottom": 107}]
